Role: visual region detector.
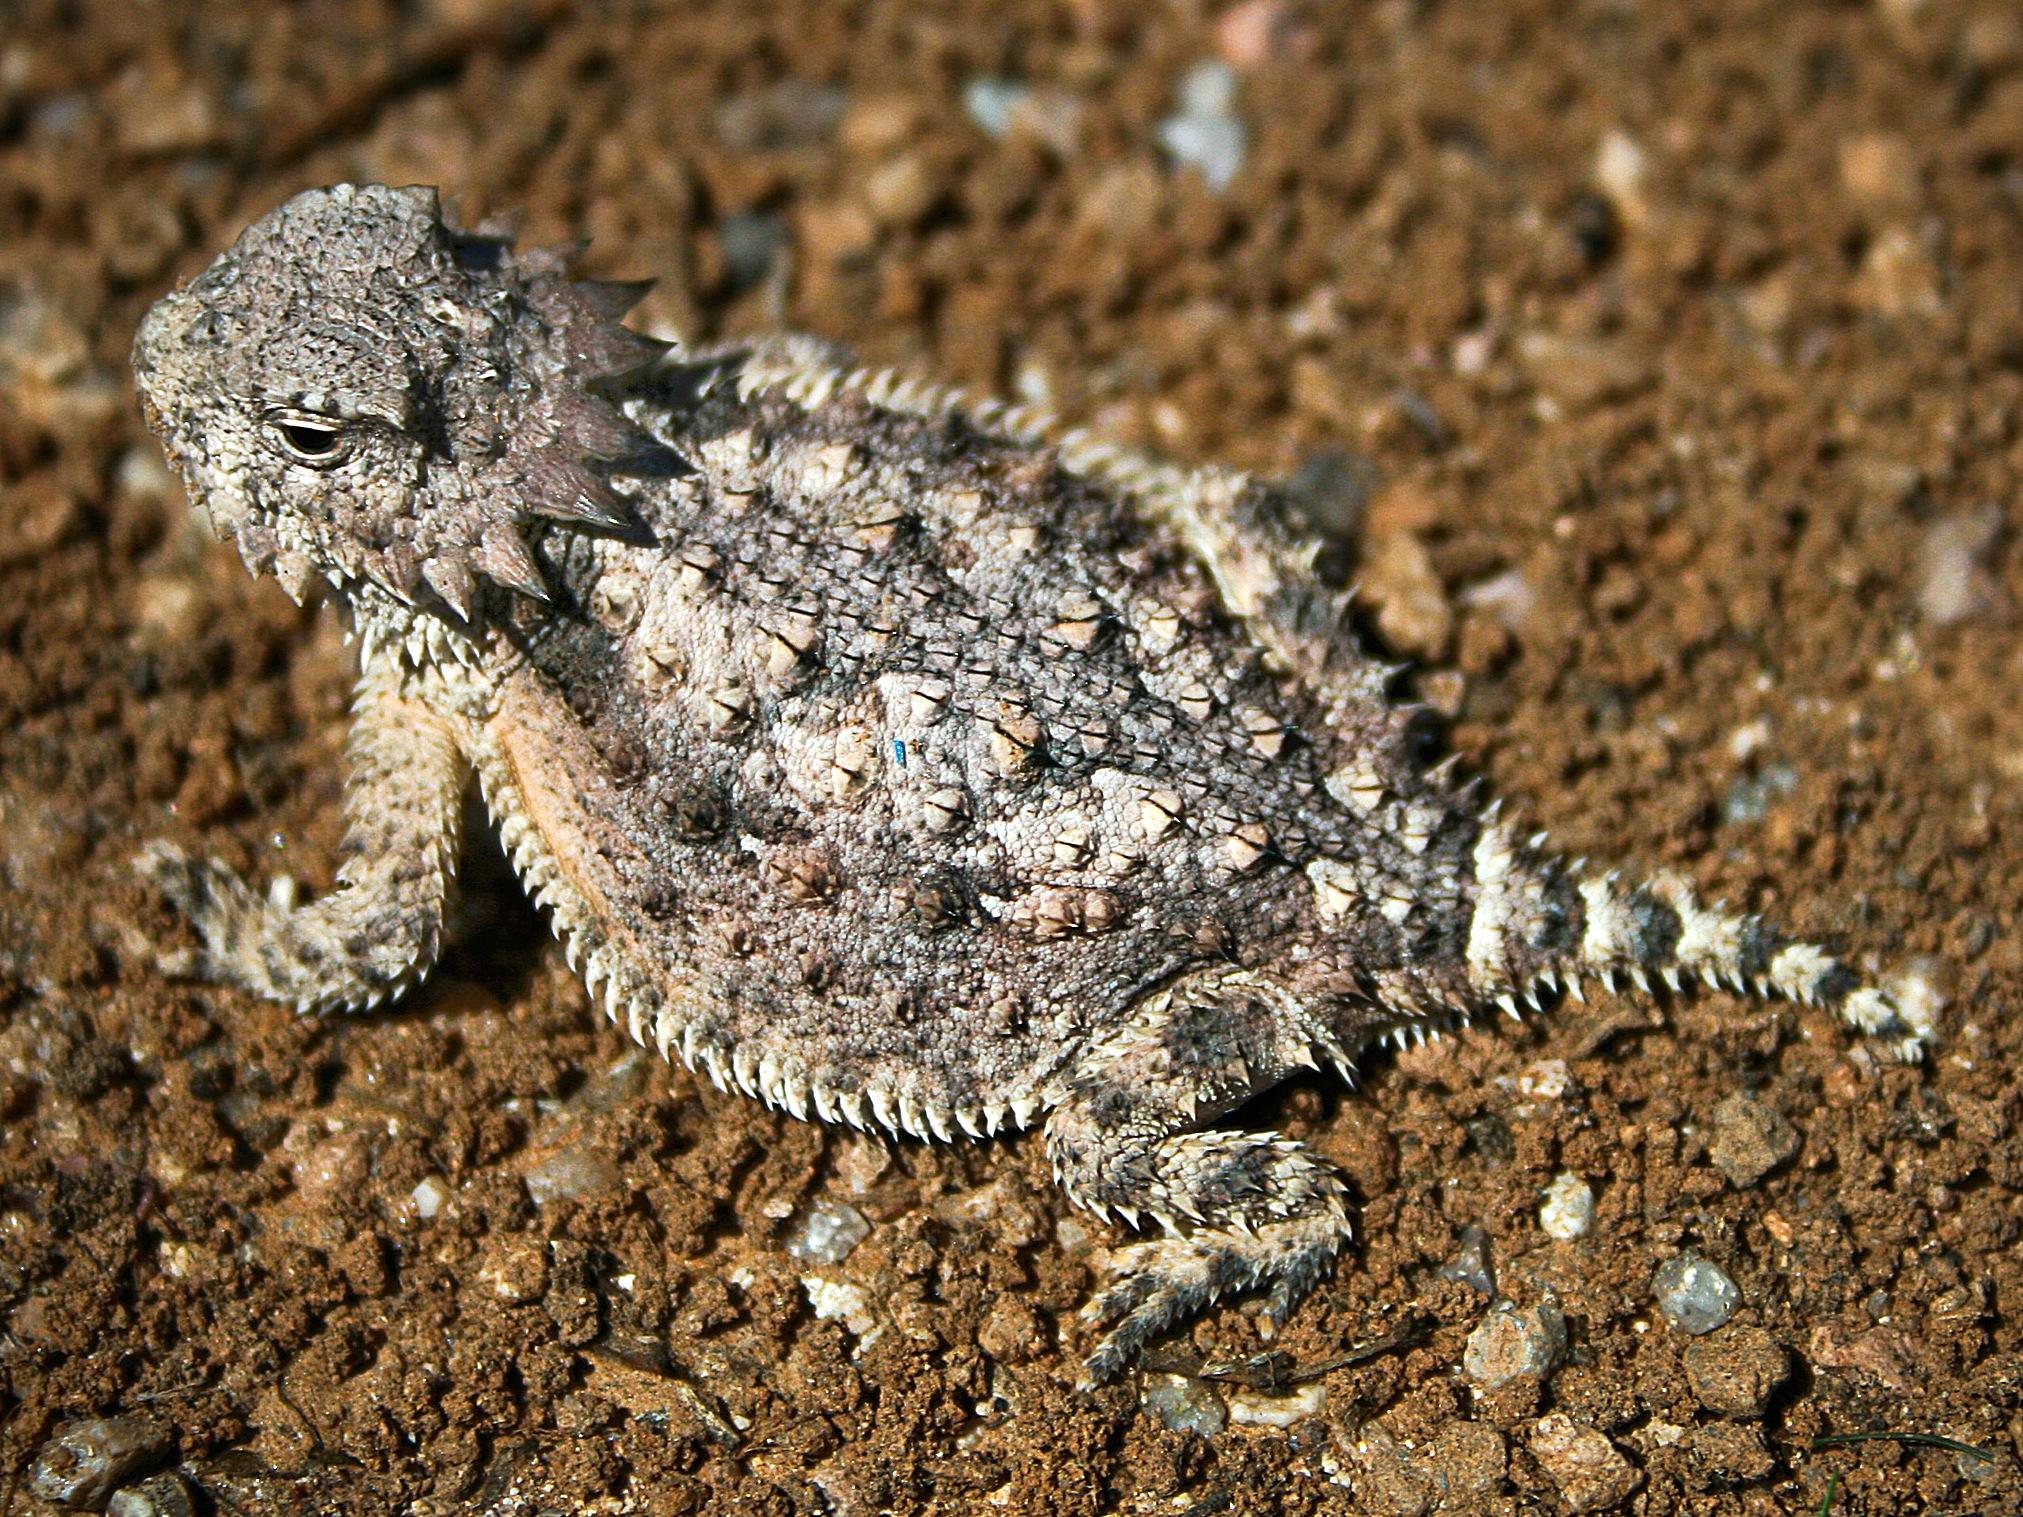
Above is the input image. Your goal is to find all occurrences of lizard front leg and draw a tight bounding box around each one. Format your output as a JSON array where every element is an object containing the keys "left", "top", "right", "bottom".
[{"left": 137, "top": 657, "right": 466, "bottom": 1013}]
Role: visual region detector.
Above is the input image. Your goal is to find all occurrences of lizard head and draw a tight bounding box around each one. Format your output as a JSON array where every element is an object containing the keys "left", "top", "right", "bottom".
[{"left": 133, "top": 182, "right": 666, "bottom": 620}]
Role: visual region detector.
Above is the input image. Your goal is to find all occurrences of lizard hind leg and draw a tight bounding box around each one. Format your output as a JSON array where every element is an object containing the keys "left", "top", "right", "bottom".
[{"left": 1044, "top": 967, "right": 1354, "bottom": 1385}]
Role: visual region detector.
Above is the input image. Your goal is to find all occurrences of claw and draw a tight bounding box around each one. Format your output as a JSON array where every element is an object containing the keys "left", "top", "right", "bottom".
[{"left": 1077, "top": 1214, "right": 1350, "bottom": 1384}]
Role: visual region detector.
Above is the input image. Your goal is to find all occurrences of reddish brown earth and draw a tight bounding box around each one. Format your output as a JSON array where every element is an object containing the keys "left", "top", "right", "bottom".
[{"left": 4, "top": 2, "right": 2023, "bottom": 1512}]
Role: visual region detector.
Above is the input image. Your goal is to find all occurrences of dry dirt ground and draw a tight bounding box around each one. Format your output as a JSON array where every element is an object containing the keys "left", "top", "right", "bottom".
[{"left": 4, "top": 2, "right": 2023, "bottom": 1513}]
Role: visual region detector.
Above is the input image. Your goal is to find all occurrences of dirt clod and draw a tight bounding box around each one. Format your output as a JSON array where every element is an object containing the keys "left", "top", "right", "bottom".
[
  {"left": 1707, "top": 1091, "right": 1800, "bottom": 1189},
  {"left": 1684, "top": 1326, "right": 1793, "bottom": 1419}
]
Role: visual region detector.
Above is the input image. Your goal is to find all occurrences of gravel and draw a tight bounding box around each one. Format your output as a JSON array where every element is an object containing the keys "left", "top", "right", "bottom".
[
  {"left": 1226, "top": 1381, "right": 1327, "bottom": 1428},
  {"left": 106, "top": 1472, "right": 197, "bottom": 1517},
  {"left": 1463, "top": 1298, "right": 1568, "bottom": 1389},
  {"left": 1440, "top": 1224, "right": 1498, "bottom": 1296},
  {"left": 1140, "top": 1373, "right": 1226, "bottom": 1436},
  {"left": 1538, "top": 1171, "right": 1596, "bottom": 1240},
  {"left": 1157, "top": 61, "right": 1247, "bottom": 191},
  {"left": 962, "top": 77, "right": 1029, "bottom": 139},
  {"left": 1653, "top": 1254, "right": 1741, "bottom": 1335},
  {"left": 784, "top": 1200, "right": 872, "bottom": 1264}
]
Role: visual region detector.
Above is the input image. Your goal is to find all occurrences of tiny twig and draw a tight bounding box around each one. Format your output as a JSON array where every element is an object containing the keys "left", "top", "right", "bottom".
[{"left": 1142, "top": 1316, "right": 1430, "bottom": 1390}]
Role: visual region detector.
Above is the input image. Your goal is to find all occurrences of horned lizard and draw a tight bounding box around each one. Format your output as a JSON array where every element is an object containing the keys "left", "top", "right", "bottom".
[{"left": 132, "top": 183, "right": 1938, "bottom": 1384}]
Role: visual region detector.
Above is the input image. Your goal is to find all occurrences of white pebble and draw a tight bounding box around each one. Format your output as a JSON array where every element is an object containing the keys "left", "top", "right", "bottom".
[
  {"left": 802, "top": 1276, "right": 880, "bottom": 1342},
  {"left": 785, "top": 1200, "right": 872, "bottom": 1264},
  {"left": 1539, "top": 1172, "right": 1596, "bottom": 1240},
  {"left": 1157, "top": 61, "right": 1247, "bottom": 191},
  {"left": 1594, "top": 130, "right": 1650, "bottom": 224},
  {"left": 409, "top": 1175, "right": 448, "bottom": 1220},
  {"left": 1227, "top": 1381, "right": 1326, "bottom": 1427}
]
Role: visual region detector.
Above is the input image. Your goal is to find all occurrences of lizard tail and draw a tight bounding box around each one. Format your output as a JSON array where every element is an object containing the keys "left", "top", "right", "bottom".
[{"left": 1462, "top": 808, "right": 1942, "bottom": 1062}]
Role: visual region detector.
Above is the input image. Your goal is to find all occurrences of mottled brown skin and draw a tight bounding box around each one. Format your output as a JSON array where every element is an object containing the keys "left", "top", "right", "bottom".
[{"left": 132, "top": 185, "right": 1937, "bottom": 1384}]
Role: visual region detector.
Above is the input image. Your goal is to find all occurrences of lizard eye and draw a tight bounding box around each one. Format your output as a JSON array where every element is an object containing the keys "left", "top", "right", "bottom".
[{"left": 265, "top": 410, "right": 354, "bottom": 467}]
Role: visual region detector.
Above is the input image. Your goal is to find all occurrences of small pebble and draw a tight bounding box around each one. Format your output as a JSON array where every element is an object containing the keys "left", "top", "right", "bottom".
[
  {"left": 409, "top": 1174, "right": 448, "bottom": 1220},
  {"left": 29, "top": 1416, "right": 171, "bottom": 1509},
  {"left": 861, "top": 153, "right": 937, "bottom": 228},
  {"left": 1173, "top": 59, "right": 1238, "bottom": 124},
  {"left": 1463, "top": 1114, "right": 1516, "bottom": 1162},
  {"left": 1461, "top": 567, "right": 1538, "bottom": 633},
  {"left": 1538, "top": 1172, "right": 1596, "bottom": 1240},
  {"left": 1226, "top": 1381, "right": 1326, "bottom": 1428},
  {"left": 976, "top": 1295, "right": 1047, "bottom": 1363},
  {"left": 1856, "top": 226, "right": 1944, "bottom": 319},
  {"left": 1141, "top": 1372, "right": 1227, "bottom": 1436},
  {"left": 1957, "top": 1445, "right": 2001, "bottom": 1483},
  {"left": 1727, "top": 719, "right": 1772, "bottom": 762},
  {"left": 1280, "top": 448, "right": 1375, "bottom": 540},
  {"left": 1518, "top": 331, "right": 1651, "bottom": 411},
  {"left": 962, "top": 76, "right": 1030, "bottom": 138},
  {"left": 1594, "top": 129, "right": 1651, "bottom": 227},
  {"left": 1415, "top": 1421, "right": 1509, "bottom": 1504},
  {"left": 1838, "top": 131, "right": 1919, "bottom": 210},
  {"left": 957, "top": 78, "right": 1084, "bottom": 155},
  {"left": 1157, "top": 61, "right": 1247, "bottom": 191},
  {"left": 785, "top": 1200, "right": 871, "bottom": 1264},
  {"left": 564, "top": 1051, "right": 655, "bottom": 1115},
  {"left": 1721, "top": 762, "right": 1798, "bottom": 826},
  {"left": 1463, "top": 1298, "right": 1567, "bottom": 1389},
  {"left": 802, "top": 1276, "right": 879, "bottom": 1340},
  {"left": 1341, "top": 1420, "right": 1434, "bottom": 1513},
  {"left": 285, "top": 1123, "right": 374, "bottom": 1204},
  {"left": 525, "top": 1149, "right": 621, "bottom": 1208},
  {"left": 1514, "top": 1059, "right": 1571, "bottom": 1101},
  {"left": 1684, "top": 1422, "right": 1776, "bottom": 1485},
  {"left": 1807, "top": 1319, "right": 1918, "bottom": 1392},
  {"left": 107, "top": 1472, "right": 195, "bottom": 1517},
  {"left": 113, "top": 446, "right": 175, "bottom": 502},
  {"left": 1362, "top": 532, "right": 1452, "bottom": 660},
  {"left": 1439, "top": 1224, "right": 1497, "bottom": 1296},
  {"left": 0, "top": 283, "right": 91, "bottom": 385},
  {"left": 711, "top": 80, "right": 848, "bottom": 152},
  {"left": 1653, "top": 1254, "right": 1741, "bottom": 1335},
  {"left": 1529, "top": 1414, "right": 1644, "bottom": 1513},
  {"left": 1215, "top": 0, "right": 1310, "bottom": 69},
  {"left": 1917, "top": 506, "right": 2007, "bottom": 628}
]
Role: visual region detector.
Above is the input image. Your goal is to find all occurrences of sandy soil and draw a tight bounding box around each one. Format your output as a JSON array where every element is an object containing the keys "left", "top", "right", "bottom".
[{"left": 4, "top": 1, "right": 2023, "bottom": 1512}]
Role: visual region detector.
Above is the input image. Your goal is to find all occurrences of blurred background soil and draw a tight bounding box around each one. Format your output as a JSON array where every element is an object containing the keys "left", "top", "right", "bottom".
[{"left": 4, "top": 1, "right": 2023, "bottom": 1512}]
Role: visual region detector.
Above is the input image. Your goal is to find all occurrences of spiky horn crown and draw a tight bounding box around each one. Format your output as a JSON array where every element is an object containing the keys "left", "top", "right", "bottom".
[{"left": 135, "top": 183, "right": 672, "bottom": 621}]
